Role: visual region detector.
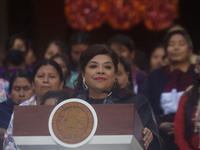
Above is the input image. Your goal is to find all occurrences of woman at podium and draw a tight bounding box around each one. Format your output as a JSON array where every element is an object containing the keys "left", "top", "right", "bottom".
[
  {"left": 3, "top": 59, "right": 65, "bottom": 150},
  {"left": 72, "top": 44, "right": 162, "bottom": 149}
]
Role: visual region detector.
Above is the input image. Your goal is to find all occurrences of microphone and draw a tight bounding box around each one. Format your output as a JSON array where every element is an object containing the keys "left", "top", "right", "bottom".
[{"left": 102, "top": 90, "right": 112, "bottom": 104}]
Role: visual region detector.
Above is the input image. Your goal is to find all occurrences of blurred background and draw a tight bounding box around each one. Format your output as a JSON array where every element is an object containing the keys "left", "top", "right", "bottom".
[{"left": 0, "top": 0, "right": 200, "bottom": 62}]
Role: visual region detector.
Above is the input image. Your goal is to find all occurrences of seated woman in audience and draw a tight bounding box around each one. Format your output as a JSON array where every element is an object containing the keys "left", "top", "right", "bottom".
[
  {"left": 72, "top": 44, "right": 162, "bottom": 149},
  {"left": 3, "top": 59, "right": 65, "bottom": 150},
  {"left": 174, "top": 57, "right": 200, "bottom": 150},
  {"left": 167, "top": 24, "right": 198, "bottom": 64},
  {"left": 143, "top": 30, "right": 196, "bottom": 150},
  {"left": 149, "top": 44, "right": 167, "bottom": 71},
  {"left": 0, "top": 70, "right": 34, "bottom": 148},
  {"left": 50, "top": 54, "right": 72, "bottom": 91},
  {"left": 40, "top": 90, "right": 69, "bottom": 105},
  {"left": 116, "top": 54, "right": 133, "bottom": 90},
  {"left": 44, "top": 40, "right": 68, "bottom": 59},
  {"left": 108, "top": 34, "right": 147, "bottom": 94},
  {"left": 67, "top": 31, "right": 93, "bottom": 90}
]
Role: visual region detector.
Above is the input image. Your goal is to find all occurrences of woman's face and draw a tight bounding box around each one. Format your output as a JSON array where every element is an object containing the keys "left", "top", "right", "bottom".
[
  {"left": 71, "top": 44, "right": 88, "bottom": 64},
  {"left": 83, "top": 54, "right": 116, "bottom": 92},
  {"left": 117, "top": 63, "right": 129, "bottom": 89},
  {"left": 12, "top": 38, "right": 26, "bottom": 52},
  {"left": 110, "top": 43, "right": 134, "bottom": 62},
  {"left": 11, "top": 77, "right": 34, "bottom": 104},
  {"left": 150, "top": 47, "right": 165, "bottom": 70},
  {"left": 53, "top": 57, "right": 68, "bottom": 78},
  {"left": 34, "top": 65, "right": 64, "bottom": 97},
  {"left": 44, "top": 43, "right": 60, "bottom": 59},
  {"left": 167, "top": 34, "right": 191, "bottom": 63}
]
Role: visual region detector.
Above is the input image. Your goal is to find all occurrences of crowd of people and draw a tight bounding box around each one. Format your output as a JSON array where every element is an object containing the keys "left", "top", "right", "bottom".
[{"left": 0, "top": 24, "right": 199, "bottom": 150}]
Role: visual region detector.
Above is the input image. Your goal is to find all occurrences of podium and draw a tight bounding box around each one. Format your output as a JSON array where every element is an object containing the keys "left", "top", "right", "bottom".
[{"left": 13, "top": 104, "right": 144, "bottom": 150}]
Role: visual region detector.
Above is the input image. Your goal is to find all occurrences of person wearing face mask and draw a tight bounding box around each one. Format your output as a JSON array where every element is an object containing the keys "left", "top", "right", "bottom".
[
  {"left": 72, "top": 44, "right": 162, "bottom": 150},
  {"left": 4, "top": 34, "right": 36, "bottom": 70},
  {"left": 0, "top": 70, "right": 34, "bottom": 149},
  {"left": 3, "top": 59, "right": 65, "bottom": 150},
  {"left": 143, "top": 30, "right": 196, "bottom": 150}
]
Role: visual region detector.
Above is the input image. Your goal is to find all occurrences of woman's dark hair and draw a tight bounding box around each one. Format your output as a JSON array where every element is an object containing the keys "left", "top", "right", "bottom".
[
  {"left": 167, "top": 23, "right": 187, "bottom": 33},
  {"left": 40, "top": 90, "right": 69, "bottom": 105},
  {"left": 118, "top": 54, "right": 134, "bottom": 90},
  {"left": 4, "top": 49, "right": 25, "bottom": 67},
  {"left": 47, "top": 40, "right": 69, "bottom": 54},
  {"left": 50, "top": 53, "right": 71, "bottom": 79},
  {"left": 5, "top": 34, "right": 30, "bottom": 52},
  {"left": 74, "top": 44, "right": 118, "bottom": 92},
  {"left": 107, "top": 34, "right": 135, "bottom": 52},
  {"left": 163, "top": 30, "right": 193, "bottom": 52},
  {"left": 184, "top": 74, "right": 200, "bottom": 148},
  {"left": 32, "top": 59, "right": 64, "bottom": 82},
  {"left": 9, "top": 70, "right": 33, "bottom": 94},
  {"left": 79, "top": 44, "right": 119, "bottom": 73},
  {"left": 73, "top": 44, "right": 134, "bottom": 98}
]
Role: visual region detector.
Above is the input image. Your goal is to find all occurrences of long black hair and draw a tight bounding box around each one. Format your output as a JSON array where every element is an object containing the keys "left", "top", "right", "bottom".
[{"left": 184, "top": 73, "right": 200, "bottom": 148}]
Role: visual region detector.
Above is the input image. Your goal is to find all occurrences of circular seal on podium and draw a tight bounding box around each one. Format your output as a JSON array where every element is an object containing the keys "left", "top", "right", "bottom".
[{"left": 48, "top": 98, "right": 98, "bottom": 148}]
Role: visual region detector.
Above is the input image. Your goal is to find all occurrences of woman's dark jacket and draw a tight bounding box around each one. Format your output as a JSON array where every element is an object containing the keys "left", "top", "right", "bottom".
[{"left": 74, "top": 91, "right": 163, "bottom": 150}]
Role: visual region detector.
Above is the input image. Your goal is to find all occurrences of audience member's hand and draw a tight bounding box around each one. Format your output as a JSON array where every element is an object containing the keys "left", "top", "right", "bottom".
[
  {"left": 143, "top": 127, "right": 153, "bottom": 149},
  {"left": 159, "top": 122, "right": 174, "bottom": 135}
]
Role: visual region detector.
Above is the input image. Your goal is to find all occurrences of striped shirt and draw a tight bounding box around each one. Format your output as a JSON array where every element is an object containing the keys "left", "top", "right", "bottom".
[{"left": 0, "top": 99, "right": 16, "bottom": 129}]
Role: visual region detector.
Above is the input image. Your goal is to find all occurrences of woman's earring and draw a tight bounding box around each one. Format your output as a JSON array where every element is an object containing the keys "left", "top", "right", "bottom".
[{"left": 83, "top": 77, "right": 88, "bottom": 91}]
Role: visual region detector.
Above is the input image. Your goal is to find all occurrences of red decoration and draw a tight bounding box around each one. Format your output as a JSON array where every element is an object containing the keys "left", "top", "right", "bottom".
[
  {"left": 65, "top": 0, "right": 108, "bottom": 31},
  {"left": 64, "top": 0, "right": 179, "bottom": 31},
  {"left": 107, "top": 0, "right": 141, "bottom": 30},
  {"left": 140, "top": 0, "right": 179, "bottom": 30}
]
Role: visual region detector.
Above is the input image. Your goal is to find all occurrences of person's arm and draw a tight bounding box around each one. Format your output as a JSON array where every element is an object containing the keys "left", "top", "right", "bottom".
[
  {"left": 136, "top": 95, "right": 163, "bottom": 150},
  {"left": 3, "top": 113, "right": 19, "bottom": 150},
  {"left": 174, "top": 94, "right": 193, "bottom": 150}
]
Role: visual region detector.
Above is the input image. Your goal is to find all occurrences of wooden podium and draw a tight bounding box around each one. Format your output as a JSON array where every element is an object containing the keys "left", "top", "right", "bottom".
[{"left": 13, "top": 104, "right": 144, "bottom": 150}]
